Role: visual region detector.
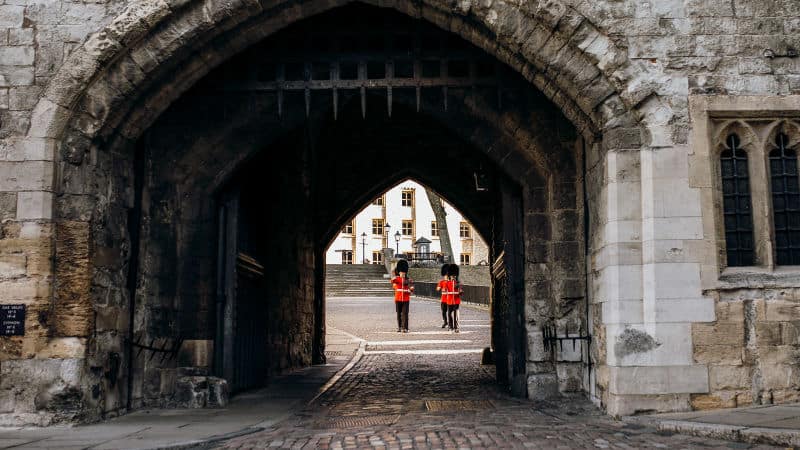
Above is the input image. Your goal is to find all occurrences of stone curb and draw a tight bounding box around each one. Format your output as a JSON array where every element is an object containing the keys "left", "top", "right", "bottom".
[
  {"left": 644, "top": 419, "right": 800, "bottom": 448},
  {"left": 308, "top": 334, "right": 367, "bottom": 406}
]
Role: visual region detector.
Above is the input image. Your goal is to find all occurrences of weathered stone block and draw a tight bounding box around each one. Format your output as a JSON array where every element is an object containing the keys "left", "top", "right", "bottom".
[
  {"left": 781, "top": 321, "right": 800, "bottom": 345},
  {"left": 709, "top": 365, "right": 751, "bottom": 390},
  {"left": 765, "top": 301, "right": 800, "bottom": 322},
  {"left": 755, "top": 321, "right": 783, "bottom": 346},
  {"left": 8, "top": 29, "right": 34, "bottom": 46},
  {"left": 771, "top": 389, "right": 800, "bottom": 404},
  {"left": 0, "top": 6, "right": 24, "bottom": 28},
  {"left": 174, "top": 376, "right": 228, "bottom": 408},
  {"left": 36, "top": 338, "right": 86, "bottom": 359},
  {"left": 644, "top": 263, "right": 701, "bottom": 300},
  {"left": 606, "top": 393, "right": 691, "bottom": 417},
  {"left": 715, "top": 301, "right": 745, "bottom": 322},
  {"left": 9, "top": 86, "right": 42, "bottom": 111},
  {"left": 16, "top": 191, "right": 53, "bottom": 220},
  {"left": 0, "top": 65, "right": 34, "bottom": 87},
  {"left": 690, "top": 392, "right": 737, "bottom": 410},
  {"left": 0, "top": 254, "right": 26, "bottom": 279},
  {"left": 0, "top": 47, "right": 34, "bottom": 66},
  {"left": 759, "top": 362, "right": 798, "bottom": 390},
  {"left": 54, "top": 221, "right": 93, "bottom": 337},
  {"left": 0, "top": 161, "right": 54, "bottom": 191},
  {"left": 694, "top": 344, "right": 743, "bottom": 365},
  {"left": 693, "top": 321, "right": 744, "bottom": 346},
  {"left": 527, "top": 373, "right": 559, "bottom": 401},
  {"left": 608, "top": 365, "right": 709, "bottom": 395},
  {"left": 28, "top": 99, "right": 70, "bottom": 139},
  {"left": 0, "top": 358, "right": 85, "bottom": 422},
  {"left": 0, "top": 192, "right": 16, "bottom": 220}
]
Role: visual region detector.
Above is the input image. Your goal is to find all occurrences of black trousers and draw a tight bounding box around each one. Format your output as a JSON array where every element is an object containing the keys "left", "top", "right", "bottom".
[
  {"left": 447, "top": 304, "right": 459, "bottom": 330},
  {"left": 395, "top": 301, "right": 409, "bottom": 330},
  {"left": 440, "top": 302, "right": 448, "bottom": 324}
]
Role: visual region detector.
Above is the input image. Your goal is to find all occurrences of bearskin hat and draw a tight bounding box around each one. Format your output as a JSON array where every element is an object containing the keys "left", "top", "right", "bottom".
[
  {"left": 447, "top": 263, "right": 460, "bottom": 277},
  {"left": 440, "top": 264, "right": 449, "bottom": 276},
  {"left": 396, "top": 259, "right": 409, "bottom": 273}
]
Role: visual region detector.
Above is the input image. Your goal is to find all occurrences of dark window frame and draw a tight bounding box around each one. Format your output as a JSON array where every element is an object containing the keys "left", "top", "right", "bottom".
[
  {"left": 769, "top": 132, "right": 800, "bottom": 265},
  {"left": 720, "top": 133, "right": 755, "bottom": 267}
]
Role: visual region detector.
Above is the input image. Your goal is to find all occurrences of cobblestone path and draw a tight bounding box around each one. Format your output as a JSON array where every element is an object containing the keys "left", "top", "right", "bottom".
[{"left": 214, "top": 298, "right": 778, "bottom": 449}]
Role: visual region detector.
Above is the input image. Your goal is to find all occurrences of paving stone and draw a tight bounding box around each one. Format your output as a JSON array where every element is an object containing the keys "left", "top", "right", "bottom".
[{"left": 212, "top": 299, "right": 782, "bottom": 450}]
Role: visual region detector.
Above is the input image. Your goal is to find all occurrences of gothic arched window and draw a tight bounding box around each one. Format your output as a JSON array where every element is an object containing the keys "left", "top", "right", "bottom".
[
  {"left": 769, "top": 132, "right": 800, "bottom": 265},
  {"left": 721, "top": 134, "right": 754, "bottom": 266}
]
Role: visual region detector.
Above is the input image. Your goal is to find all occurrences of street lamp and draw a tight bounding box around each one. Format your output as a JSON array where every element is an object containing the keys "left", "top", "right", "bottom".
[
  {"left": 361, "top": 232, "right": 367, "bottom": 264},
  {"left": 384, "top": 222, "right": 391, "bottom": 249},
  {"left": 394, "top": 231, "right": 401, "bottom": 254}
]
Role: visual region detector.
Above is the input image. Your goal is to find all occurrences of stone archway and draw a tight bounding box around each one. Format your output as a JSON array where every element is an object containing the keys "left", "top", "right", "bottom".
[{"left": 3, "top": 0, "right": 664, "bottom": 425}]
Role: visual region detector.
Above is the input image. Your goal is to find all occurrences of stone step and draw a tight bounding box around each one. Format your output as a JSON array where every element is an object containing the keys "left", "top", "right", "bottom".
[{"left": 325, "top": 264, "right": 393, "bottom": 296}]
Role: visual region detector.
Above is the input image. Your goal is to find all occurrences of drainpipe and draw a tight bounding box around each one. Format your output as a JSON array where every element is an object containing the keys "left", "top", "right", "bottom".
[{"left": 125, "top": 133, "right": 147, "bottom": 410}]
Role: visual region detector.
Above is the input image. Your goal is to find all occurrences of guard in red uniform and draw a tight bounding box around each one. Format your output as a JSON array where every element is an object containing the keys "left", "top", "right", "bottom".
[
  {"left": 435, "top": 264, "right": 449, "bottom": 328},
  {"left": 391, "top": 259, "right": 414, "bottom": 333},
  {"left": 445, "top": 264, "right": 463, "bottom": 333}
]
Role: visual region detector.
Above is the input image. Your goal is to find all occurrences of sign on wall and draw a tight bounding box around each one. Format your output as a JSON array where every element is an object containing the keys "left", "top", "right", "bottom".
[{"left": 0, "top": 305, "right": 26, "bottom": 336}]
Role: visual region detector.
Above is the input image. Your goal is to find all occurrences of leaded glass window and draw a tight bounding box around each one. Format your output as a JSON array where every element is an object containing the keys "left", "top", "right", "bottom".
[
  {"left": 770, "top": 133, "right": 800, "bottom": 265},
  {"left": 721, "top": 134, "right": 754, "bottom": 266}
]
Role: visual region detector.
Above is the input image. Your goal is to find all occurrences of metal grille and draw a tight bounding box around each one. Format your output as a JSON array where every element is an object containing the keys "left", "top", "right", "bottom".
[
  {"left": 425, "top": 400, "right": 494, "bottom": 411},
  {"left": 321, "top": 414, "right": 400, "bottom": 429},
  {"left": 217, "top": 6, "right": 503, "bottom": 119},
  {"left": 720, "top": 134, "right": 754, "bottom": 267},
  {"left": 770, "top": 132, "right": 800, "bottom": 265}
]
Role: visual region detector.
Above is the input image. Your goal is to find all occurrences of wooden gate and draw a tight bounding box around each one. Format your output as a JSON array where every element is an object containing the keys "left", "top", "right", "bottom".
[
  {"left": 216, "top": 189, "right": 270, "bottom": 393},
  {"left": 491, "top": 179, "right": 527, "bottom": 397}
]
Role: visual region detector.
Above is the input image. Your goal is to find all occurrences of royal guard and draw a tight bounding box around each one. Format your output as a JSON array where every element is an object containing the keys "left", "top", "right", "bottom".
[
  {"left": 435, "top": 264, "right": 449, "bottom": 328},
  {"left": 445, "top": 264, "right": 463, "bottom": 332},
  {"left": 391, "top": 259, "right": 414, "bottom": 333}
]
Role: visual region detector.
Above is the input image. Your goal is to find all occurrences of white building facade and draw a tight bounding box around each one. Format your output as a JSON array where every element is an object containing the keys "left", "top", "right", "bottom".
[{"left": 326, "top": 180, "right": 489, "bottom": 266}]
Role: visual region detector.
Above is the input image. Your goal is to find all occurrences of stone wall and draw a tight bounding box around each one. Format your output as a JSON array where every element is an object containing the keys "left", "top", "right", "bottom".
[
  {"left": 692, "top": 291, "right": 800, "bottom": 410},
  {"left": 0, "top": 0, "right": 798, "bottom": 424}
]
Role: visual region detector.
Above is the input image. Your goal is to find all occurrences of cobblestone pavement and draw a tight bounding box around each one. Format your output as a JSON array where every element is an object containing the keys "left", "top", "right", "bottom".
[{"left": 213, "top": 297, "right": 780, "bottom": 449}]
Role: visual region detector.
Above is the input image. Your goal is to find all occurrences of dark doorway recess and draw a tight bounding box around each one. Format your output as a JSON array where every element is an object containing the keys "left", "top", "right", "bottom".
[
  {"left": 213, "top": 95, "right": 528, "bottom": 394},
  {"left": 125, "top": 2, "right": 584, "bottom": 409}
]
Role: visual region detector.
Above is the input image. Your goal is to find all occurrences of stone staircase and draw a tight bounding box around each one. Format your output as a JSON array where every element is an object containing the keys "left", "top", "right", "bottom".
[{"left": 325, "top": 264, "right": 394, "bottom": 297}]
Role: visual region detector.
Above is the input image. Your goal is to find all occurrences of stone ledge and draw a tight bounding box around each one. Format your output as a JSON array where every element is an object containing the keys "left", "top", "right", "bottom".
[
  {"left": 608, "top": 365, "right": 709, "bottom": 395},
  {"left": 655, "top": 420, "right": 800, "bottom": 448}
]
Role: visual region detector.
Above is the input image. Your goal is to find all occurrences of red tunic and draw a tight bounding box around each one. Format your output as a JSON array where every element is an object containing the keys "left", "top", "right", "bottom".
[
  {"left": 391, "top": 276, "right": 413, "bottom": 302},
  {"left": 437, "top": 280, "right": 447, "bottom": 303},
  {"left": 444, "top": 280, "right": 462, "bottom": 305}
]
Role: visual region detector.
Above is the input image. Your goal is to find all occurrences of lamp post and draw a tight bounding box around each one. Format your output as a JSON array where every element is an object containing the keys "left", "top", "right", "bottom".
[
  {"left": 361, "top": 232, "right": 367, "bottom": 264},
  {"left": 384, "top": 222, "right": 391, "bottom": 250},
  {"left": 394, "top": 231, "right": 401, "bottom": 254}
]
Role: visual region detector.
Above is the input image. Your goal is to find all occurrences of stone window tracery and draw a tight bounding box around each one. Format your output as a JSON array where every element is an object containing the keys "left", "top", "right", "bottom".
[{"left": 710, "top": 118, "right": 800, "bottom": 271}]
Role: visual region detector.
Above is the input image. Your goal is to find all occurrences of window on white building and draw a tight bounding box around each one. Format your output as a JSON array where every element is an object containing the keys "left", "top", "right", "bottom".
[
  {"left": 459, "top": 221, "right": 471, "bottom": 238},
  {"left": 373, "top": 195, "right": 384, "bottom": 206},
  {"left": 342, "top": 251, "right": 353, "bottom": 264},
  {"left": 401, "top": 189, "right": 414, "bottom": 207},
  {"left": 460, "top": 253, "right": 471, "bottom": 265},
  {"left": 402, "top": 220, "right": 413, "bottom": 236},
  {"left": 431, "top": 221, "right": 439, "bottom": 237},
  {"left": 342, "top": 221, "right": 354, "bottom": 234},
  {"left": 372, "top": 251, "right": 383, "bottom": 264},
  {"left": 372, "top": 219, "right": 384, "bottom": 235}
]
